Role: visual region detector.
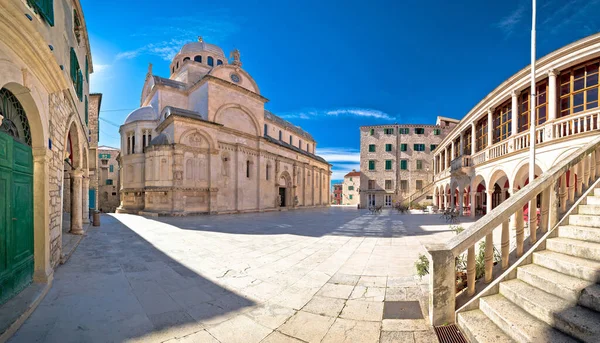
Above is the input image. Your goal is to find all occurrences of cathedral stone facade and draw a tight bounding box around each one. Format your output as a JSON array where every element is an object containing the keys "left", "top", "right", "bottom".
[{"left": 118, "top": 38, "right": 331, "bottom": 215}]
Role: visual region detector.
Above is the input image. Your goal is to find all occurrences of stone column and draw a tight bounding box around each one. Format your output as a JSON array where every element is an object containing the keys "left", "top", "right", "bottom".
[
  {"left": 548, "top": 69, "right": 558, "bottom": 122},
  {"left": 486, "top": 189, "right": 493, "bottom": 212},
  {"left": 511, "top": 90, "right": 519, "bottom": 138},
  {"left": 450, "top": 187, "right": 455, "bottom": 210},
  {"left": 458, "top": 185, "right": 464, "bottom": 214},
  {"left": 470, "top": 191, "right": 476, "bottom": 218},
  {"left": 471, "top": 123, "right": 476, "bottom": 155},
  {"left": 428, "top": 246, "right": 456, "bottom": 326},
  {"left": 485, "top": 190, "right": 494, "bottom": 283},
  {"left": 451, "top": 141, "right": 455, "bottom": 160},
  {"left": 33, "top": 148, "right": 52, "bottom": 283},
  {"left": 487, "top": 108, "right": 494, "bottom": 148},
  {"left": 82, "top": 171, "right": 90, "bottom": 224},
  {"left": 70, "top": 169, "right": 84, "bottom": 235}
]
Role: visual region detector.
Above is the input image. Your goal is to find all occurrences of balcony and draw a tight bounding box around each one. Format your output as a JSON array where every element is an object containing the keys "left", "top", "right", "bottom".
[{"left": 450, "top": 155, "right": 471, "bottom": 175}]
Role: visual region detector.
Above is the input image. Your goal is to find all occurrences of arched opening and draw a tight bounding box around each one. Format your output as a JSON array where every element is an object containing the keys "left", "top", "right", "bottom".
[
  {"left": 207, "top": 56, "right": 214, "bottom": 66},
  {"left": 183, "top": 57, "right": 190, "bottom": 62},
  {"left": 62, "top": 121, "right": 83, "bottom": 237},
  {"left": 194, "top": 55, "right": 202, "bottom": 63},
  {"left": 0, "top": 87, "right": 34, "bottom": 304},
  {"left": 217, "top": 59, "right": 223, "bottom": 65},
  {"left": 278, "top": 172, "right": 292, "bottom": 208}
]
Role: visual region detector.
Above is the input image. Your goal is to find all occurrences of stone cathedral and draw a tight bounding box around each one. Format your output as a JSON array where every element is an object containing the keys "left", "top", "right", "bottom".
[{"left": 117, "top": 38, "right": 331, "bottom": 215}]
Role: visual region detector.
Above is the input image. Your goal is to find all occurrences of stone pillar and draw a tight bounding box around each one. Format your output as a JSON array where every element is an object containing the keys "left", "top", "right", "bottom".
[
  {"left": 70, "top": 169, "right": 84, "bottom": 235},
  {"left": 487, "top": 108, "right": 494, "bottom": 148},
  {"left": 511, "top": 90, "right": 519, "bottom": 139},
  {"left": 460, "top": 134, "right": 464, "bottom": 156},
  {"left": 568, "top": 168, "right": 575, "bottom": 205},
  {"left": 458, "top": 186, "right": 464, "bottom": 214},
  {"left": 471, "top": 123, "right": 476, "bottom": 155},
  {"left": 486, "top": 189, "right": 493, "bottom": 212},
  {"left": 470, "top": 191, "right": 476, "bottom": 218},
  {"left": 427, "top": 246, "right": 456, "bottom": 326},
  {"left": 82, "top": 171, "right": 90, "bottom": 224},
  {"left": 450, "top": 187, "right": 455, "bottom": 210},
  {"left": 548, "top": 69, "right": 558, "bottom": 122},
  {"left": 33, "top": 148, "right": 52, "bottom": 283},
  {"left": 451, "top": 140, "right": 455, "bottom": 160}
]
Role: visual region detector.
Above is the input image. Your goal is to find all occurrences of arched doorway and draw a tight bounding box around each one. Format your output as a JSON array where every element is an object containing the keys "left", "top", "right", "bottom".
[
  {"left": 0, "top": 88, "right": 34, "bottom": 304},
  {"left": 278, "top": 171, "right": 292, "bottom": 208}
]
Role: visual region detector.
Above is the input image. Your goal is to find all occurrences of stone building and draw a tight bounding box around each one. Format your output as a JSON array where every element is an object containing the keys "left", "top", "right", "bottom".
[
  {"left": 117, "top": 38, "right": 331, "bottom": 215},
  {"left": 342, "top": 170, "right": 360, "bottom": 205},
  {"left": 88, "top": 93, "right": 102, "bottom": 212},
  {"left": 0, "top": 0, "right": 95, "bottom": 308},
  {"left": 332, "top": 184, "right": 342, "bottom": 204},
  {"left": 97, "top": 146, "right": 120, "bottom": 212},
  {"left": 360, "top": 117, "right": 457, "bottom": 208}
]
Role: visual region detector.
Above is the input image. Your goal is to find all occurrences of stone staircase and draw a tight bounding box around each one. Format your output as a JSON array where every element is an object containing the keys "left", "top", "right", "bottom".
[{"left": 457, "top": 188, "right": 600, "bottom": 343}]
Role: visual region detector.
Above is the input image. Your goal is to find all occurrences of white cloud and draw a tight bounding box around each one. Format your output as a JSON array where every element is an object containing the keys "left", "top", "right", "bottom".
[
  {"left": 331, "top": 164, "right": 361, "bottom": 181},
  {"left": 280, "top": 108, "right": 394, "bottom": 121},
  {"left": 316, "top": 147, "right": 360, "bottom": 163},
  {"left": 495, "top": 4, "right": 525, "bottom": 37}
]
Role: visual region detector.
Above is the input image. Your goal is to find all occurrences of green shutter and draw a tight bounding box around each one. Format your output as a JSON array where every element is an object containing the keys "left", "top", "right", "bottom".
[
  {"left": 109, "top": 165, "right": 114, "bottom": 172},
  {"left": 106, "top": 179, "right": 113, "bottom": 185},
  {"left": 349, "top": 195, "right": 353, "bottom": 200},
  {"left": 369, "top": 144, "right": 376, "bottom": 152},
  {"left": 368, "top": 160, "right": 375, "bottom": 170},
  {"left": 85, "top": 55, "right": 89, "bottom": 81},
  {"left": 385, "top": 144, "right": 392, "bottom": 152},
  {"left": 84, "top": 96, "right": 88, "bottom": 125},
  {"left": 385, "top": 160, "right": 392, "bottom": 170},
  {"left": 28, "top": 0, "right": 54, "bottom": 26},
  {"left": 430, "top": 144, "right": 437, "bottom": 151},
  {"left": 370, "top": 129, "right": 374, "bottom": 135},
  {"left": 400, "top": 144, "right": 407, "bottom": 152},
  {"left": 70, "top": 48, "right": 78, "bottom": 83},
  {"left": 400, "top": 160, "right": 407, "bottom": 170}
]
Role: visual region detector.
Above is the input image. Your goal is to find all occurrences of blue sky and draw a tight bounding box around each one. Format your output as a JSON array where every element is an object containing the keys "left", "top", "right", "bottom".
[{"left": 85, "top": 0, "right": 600, "bottom": 182}]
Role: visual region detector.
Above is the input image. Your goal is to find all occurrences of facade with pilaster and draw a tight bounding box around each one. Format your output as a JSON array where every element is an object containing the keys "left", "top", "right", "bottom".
[
  {"left": 0, "top": 0, "right": 95, "bottom": 307},
  {"left": 433, "top": 33, "right": 600, "bottom": 221},
  {"left": 360, "top": 117, "right": 457, "bottom": 208},
  {"left": 117, "top": 38, "right": 331, "bottom": 215}
]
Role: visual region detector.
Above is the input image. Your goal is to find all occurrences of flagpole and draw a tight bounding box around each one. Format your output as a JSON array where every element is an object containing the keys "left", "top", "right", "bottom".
[{"left": 529, "top": 0, "right": 537, "bottom": 239}]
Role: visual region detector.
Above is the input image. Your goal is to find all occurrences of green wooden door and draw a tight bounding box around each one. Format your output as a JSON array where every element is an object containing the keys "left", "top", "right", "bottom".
[{"left": 0, "top": 125, "right": 34, "bottom": 305}]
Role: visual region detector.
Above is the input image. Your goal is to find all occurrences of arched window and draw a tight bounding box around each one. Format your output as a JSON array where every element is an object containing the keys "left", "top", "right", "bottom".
[
  {"left": 0, "top": 88, "right": 32, "bottom": 146},
  {"left": 246, "top": 160, "right": 251, "bottom": 178},
  {"left": 176, "top": 61, "right": 179, "bottom": 69},
  {"left": 289, "top": 135, "right": 293, "bottom": 145},
  {"left": 207, "top": 56, "right": 214, "bottom": 66},
  {"left": 279, "top": 130, "right": 282, "bottom": 140},
  {"left": 264, "top": 124, "right": 268, "bottom": 137},
  {"left": 194, "top": 55, "right": 202, "bottom": 63},
  {"left": 183, "top": 57, "right": 190, "bottom": 62},
  {"left": 217, "top": 59, "right": 223, "bottom": 65}
]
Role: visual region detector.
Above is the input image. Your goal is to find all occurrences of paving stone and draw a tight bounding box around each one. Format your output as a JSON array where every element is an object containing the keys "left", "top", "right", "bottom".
[
  {"left": 414, "top": 329, "right": 439, "bottom": 343},
  {"left": 339, "top": 300, "right": 384, "bottom": 322},
  {"left": 316, "top": 283, "right": 354, "bottom": 299},
  {"left": 302, "top": 296, "right": 346, "bottom": 317},
  {"left": 146, "top": 310, "right": 196, "bottom": 331},
  {"left": 328, "top": 273, "right": 360, "bottom": 286},
  {"left": 357, "top": 276, "right": 387, "bottom": 288},
  {"left": 381, "top": 319, "right": 429, "bottom": 331},
  {"left": 164, "top": 330, "right": 219, "bottom": 343},
  {"left": 168, "top": 286, "right": 214, "bottom": 308},
  {"left": 207, "top": 315, "right": 272, "bottom": 343},
  {"left": 383, "top": 301, "right": 423, "bottom": 320},
  {"left": 349, "top": 286, "right": 385, "bottom": 302},
  {"left": 245, "top": 304, "right": 296, "bottom": 330},
  {"left": 277, "top": 311, "right": 335, "bottom": 342},
  {"left": 379, "top": 331, "right": 416, "bottom": 343},
  {"left": 385, "top": 287, "right": 407, "bottom": 301},
  {"left": 387, "top": 276, "right": 418, "bottom": 288},
  {"left": 321, "top": 318, "right": 380, "bottom": 343},
  {"left": 260, "top": 331, "right": 304, "bottom": 342}
]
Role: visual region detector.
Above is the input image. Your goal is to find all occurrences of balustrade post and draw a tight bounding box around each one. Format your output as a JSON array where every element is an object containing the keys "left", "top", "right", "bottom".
[
  {"left": 484, "top": 233, "right": 494, "bottom": 283},
  {"left": 559, "top": 173, "right": 567, "bottom": 210},
  {"left": 467, "top": 246, "right": 476, "bottom": 296},
  {"left": 516, "top": 205, "right": 524, "bottom": 257},
  {"left": 576, "top": 161, "right": 584, "bottom": 197},
  {"left": 427, "top": 246, "right": 456, "bottom": 326},
  {"left": 501, "top": 219, "right": 509, "bottom": 270},
  {"left": 540, "top": 187, "right": 550, "bottom": 234},
  {"left": 591, "top": 151, "right": 597, "bottom": 181},
  {"left": 568, "top": 168, "right": 576, "bottom": 204},
  {"left": 549, "top": 179, "right": 560, "bottom": 229},
  {"left": 596, "top": 147, "right": 600, "bottom": 179},
  {"left": 584, "top": 154, "right": 591, "bottom": 189},
  {"left": 529, "top": 198, "right": 538, "bottom": 244}
]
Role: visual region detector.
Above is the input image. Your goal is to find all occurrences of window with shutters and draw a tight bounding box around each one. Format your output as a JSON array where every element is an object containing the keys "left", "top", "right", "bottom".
[
  {"left": 84, "top": 96, "right": 88, "bottom": 125},
  {"left": 385, "top": 180, "right": 392, "bottom": 190},
  {"left": 384, "top": 128, "right": 394, "bottom": 134},
  {"left": 109, "top": 165, "right": 114, "bottom": 173},
  {"left": 400, "top": 160, "right": 408, "bottom": 170},
  {"left": 385, "top": 160, "right": 392, "bottom": 170},
  {"left": 413, "top": 144, "right": 425, "bottom": 152},
  {"left": 414, "top": 128, "right": 425, "bottom": 134},
  {"left": 430, "top": 144, "right": 437, "bottom": 151},
  {"left": 385, "top": 144, "right": 392, "bottom": 152},
  {"left": 433, "top": 129, "right": 441, "bottom": 135},
  {"left": 368, "top": 160, "right": 376, "bottom": 170},
  {"left": 28, "top": 0, "right": 54, "bottom": 26},
  {"left": 368, "top": 180, "right": 375, "bottom": 189},
  {"left": 400, "top": 144, "right": 407, "bottom": 151},
  {"left": 400, "top": 180, "right": 408, "bottom": 191},
  {"left": 369, "top": 128, "right": 375, "bottom": 135},
  {"left": 416, "top": 180, "right": 423, "bottom": 190},
  {"left": 416, "top": 160, "right": 423, "bottom": 170},
  {"left": 348, "top": 186, "right": 354, "bottom": 190},
  {"left": 399, "top": 128, "right": 409, "bottom": 134},
  {"left": 106, "top": 179, "right": 113, "bottom": 185},
  {"left": 368, "top": 144, "right": 376, "bottom": 152}
]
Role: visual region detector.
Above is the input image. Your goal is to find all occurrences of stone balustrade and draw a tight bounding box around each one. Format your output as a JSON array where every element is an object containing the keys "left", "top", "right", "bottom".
[{"left": 426, "top": 135, "right": 600, "bottom": 326}]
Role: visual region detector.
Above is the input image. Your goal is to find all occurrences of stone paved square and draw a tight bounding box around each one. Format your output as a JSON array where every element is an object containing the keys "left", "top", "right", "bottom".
[{"left": 10, "top": 208, "right": 476, "bottom": 342}]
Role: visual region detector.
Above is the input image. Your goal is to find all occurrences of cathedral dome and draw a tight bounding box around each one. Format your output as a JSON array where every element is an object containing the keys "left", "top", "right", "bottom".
[
  {"left": 179, "top": 39, "right": 225, "bottom": 58},
  {"left": 124, "top": 106, "right": 158, "bottom": 124}
]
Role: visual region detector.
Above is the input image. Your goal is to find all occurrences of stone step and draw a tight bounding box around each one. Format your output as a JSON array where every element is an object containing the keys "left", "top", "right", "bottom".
[
  {"left": 568, "top": 214, "right": 600, "bottom": 228},
  {"left": 457, "top": 309, "right": 515, "bottom": 343},
  {"left": 533, "top": 250, "right": 600, "bottom": 282},
  {"left": 592, "top": 188, "right": 600, "bottom": 196},
  {"left": 517, "top": 264, "right": 592, "bottom": 303},
  {"left": 479, "top": 294, "right": 576, "bottom": 343},
  {"left": 559, "top": 225, "right": 600, "bottom": 243},
  {"left": 546, "top": 237, "right": 600, "bottom": 261},
  {"left": 580, "top": 285, "right": 600, "bottom": 313},
  {"left": 500, "top": 279, "right": 600, "bottom": 342},
  {"left": 585, "top": 195, "right": 600, "bottom": 205},
  {"left": 578, "top": 204, "right": 600, "bottom": 215}
]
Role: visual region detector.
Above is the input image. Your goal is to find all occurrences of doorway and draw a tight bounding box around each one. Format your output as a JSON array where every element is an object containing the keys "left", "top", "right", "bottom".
[
  {"left": 279, "top": 187, "right": 286, "bottom": 207},
  {"left": 0, "top": 88, "right": 34, "bottom": 305}
]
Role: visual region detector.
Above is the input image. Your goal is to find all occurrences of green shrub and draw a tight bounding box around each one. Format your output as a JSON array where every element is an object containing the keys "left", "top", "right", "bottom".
[{"left": 415, "top": 253, "right": 429, "bottom": 279}]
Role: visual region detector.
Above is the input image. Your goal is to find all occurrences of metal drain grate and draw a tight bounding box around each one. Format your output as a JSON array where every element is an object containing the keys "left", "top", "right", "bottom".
[{"left": 434, "top": 324, "right": 467, "bottom": 343}]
